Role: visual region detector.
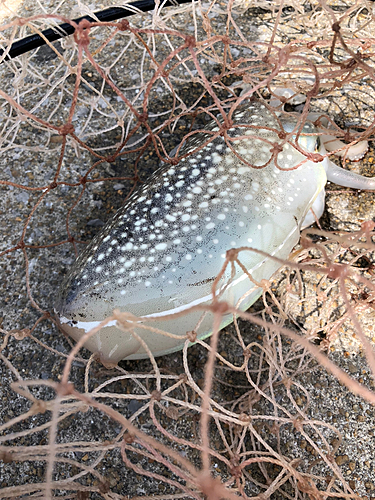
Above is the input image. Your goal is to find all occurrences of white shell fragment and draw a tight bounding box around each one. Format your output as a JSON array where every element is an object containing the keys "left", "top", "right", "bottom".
[{"left": 55, "top": 100, "right": 374, "bottom": 363}]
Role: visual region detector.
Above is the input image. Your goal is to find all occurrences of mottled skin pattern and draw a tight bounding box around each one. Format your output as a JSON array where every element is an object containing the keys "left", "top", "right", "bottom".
[{"left": 55, "top": 101, "right": 329, "bottom": 362}]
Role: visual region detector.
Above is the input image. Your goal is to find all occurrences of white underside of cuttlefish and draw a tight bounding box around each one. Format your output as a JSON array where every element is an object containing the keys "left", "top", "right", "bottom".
[{"left": 55, "top": 95, "right": 375, "bottom": 363}]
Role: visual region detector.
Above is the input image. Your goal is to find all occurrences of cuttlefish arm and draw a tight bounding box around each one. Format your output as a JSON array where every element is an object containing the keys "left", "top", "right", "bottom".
[
  {"left": 262, "top": 88, "right": 374, "bottom": 189},
  {"left": 325, "top": 158, "right": 375, "bottom": 190},
  {"left": 235, "top": 83, "right": 370, "bottom": 165},
  {"left": 320, "top": 134, "right": 368, "bottom": 161},
  {"left": 308, "top": 112, "right": 369, "bottom": 162}
]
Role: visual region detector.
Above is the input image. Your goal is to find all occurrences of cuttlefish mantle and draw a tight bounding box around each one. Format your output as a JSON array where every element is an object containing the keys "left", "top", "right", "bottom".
[{"left": 55, "top": 98, "right": 374, "bottom": 363}]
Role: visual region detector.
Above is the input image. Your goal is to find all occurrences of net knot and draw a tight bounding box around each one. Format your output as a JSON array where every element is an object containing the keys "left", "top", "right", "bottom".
[{"left": 58, "top": 123, "right": 75, "bottom": 136}]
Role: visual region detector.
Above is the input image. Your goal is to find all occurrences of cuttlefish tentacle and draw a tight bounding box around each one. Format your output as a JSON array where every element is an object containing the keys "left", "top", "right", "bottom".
[{"left": 55, "top": 97, "right": 374, "bottom": 363}]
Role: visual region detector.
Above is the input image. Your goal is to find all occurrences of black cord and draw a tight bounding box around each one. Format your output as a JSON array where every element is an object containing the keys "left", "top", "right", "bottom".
[{"left": 0, "top": 0, "right": 192, "bottom": 62}]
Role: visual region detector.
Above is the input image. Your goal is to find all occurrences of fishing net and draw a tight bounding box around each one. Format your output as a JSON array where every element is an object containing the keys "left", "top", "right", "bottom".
[{"left": 1, "top": 0, "right": 375, "bottom": 498}]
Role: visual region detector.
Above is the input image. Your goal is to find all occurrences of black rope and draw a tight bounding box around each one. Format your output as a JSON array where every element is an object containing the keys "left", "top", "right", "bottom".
[{"left": 0, "top": 0, "right": 192, "bottom": 62}]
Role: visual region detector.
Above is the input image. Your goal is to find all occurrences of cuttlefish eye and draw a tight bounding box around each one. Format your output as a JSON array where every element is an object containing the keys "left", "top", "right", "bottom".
[
  {"left": 55, "top": 101, "right": 329, "bottom": 364},
  {"left": 281, "top": 120, "right": 320, "bottom": 153}
]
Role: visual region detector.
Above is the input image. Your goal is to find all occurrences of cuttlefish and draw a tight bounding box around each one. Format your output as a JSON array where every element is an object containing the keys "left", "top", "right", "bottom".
[{"left": 55, "top": 98, "right": 374, "bottom": 363}]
